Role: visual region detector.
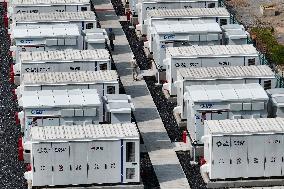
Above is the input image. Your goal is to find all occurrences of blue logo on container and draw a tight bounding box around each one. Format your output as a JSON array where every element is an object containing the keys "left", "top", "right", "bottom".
[{"left": 31, "top": 110, "right": 45, "bottom": 114}]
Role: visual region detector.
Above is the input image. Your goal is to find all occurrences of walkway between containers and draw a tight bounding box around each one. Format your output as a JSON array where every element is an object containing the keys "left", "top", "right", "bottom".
[{"left": 92, "top": 1, "right": 190, "bottom": 189}]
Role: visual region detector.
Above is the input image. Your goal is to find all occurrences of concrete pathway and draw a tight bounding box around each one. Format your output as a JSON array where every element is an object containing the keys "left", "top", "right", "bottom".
[{"left": 92, "top": 1, "right": 190, "bottom": 189}]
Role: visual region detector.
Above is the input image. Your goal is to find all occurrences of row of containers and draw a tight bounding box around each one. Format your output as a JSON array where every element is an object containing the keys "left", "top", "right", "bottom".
[
  {"left": 5, "top": 0, "right": 141, "bottom": 188},
  {"left": 123, "top": 0, "right": 284, "bottom": 185}
]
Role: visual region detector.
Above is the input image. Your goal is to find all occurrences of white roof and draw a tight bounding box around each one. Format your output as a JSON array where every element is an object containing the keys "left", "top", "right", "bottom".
[
  {"left": 20, "top": 89, "right": 101, "bottom": 108},
  {"left": 20, "top": 49, "right": 110, "bottom": 63},
  {"left": 154, "top": 20, "right": 221, "bottom": 34},
  {"left": 266, "top": 88, "right": 284, "bottom": 107},
  {"left": 21, "top": 70, "right": 118, "bottom": 86},
  {"left": 166, "top": 44, "right": 258, "bottom": 58},
  {"left": 12, "top": 24, "right": 80, "bottom": 38},
  {"left": 30, "top": 123, "right": 139, "bottom": 142},
  {"left": 143, "top": 0, "right": 217, "bottom": 3},
  {"left": 13, "top": 11, "right": 95, "bottom": 22},
  {"left": 185, "top": 83, "right": 268, "bottom": 102},
  {"left": 12, "top": 0, "right": 90, "bottom": 6},
  {"left": 177, "top": 65, "right": 275, "bottom": 80},
  {"left": 147, "top": 8, "right": 229, "bottom": 18},
  {"left": 205, "top": 118, "right": 284, "bottom": 135},
  {"left": 225, "top": 30, "right": 247, "bottom": 39}
]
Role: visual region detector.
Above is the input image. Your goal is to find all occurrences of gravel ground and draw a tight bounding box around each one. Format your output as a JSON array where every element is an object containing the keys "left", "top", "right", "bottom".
[
  {"left": 0, "top": 5, "right": 26, "bottom": 189},
  {"left": 140, "top": 153, "right": 160, "bottom": 189},
  {"left": 176, "top": 151, "right": 208, "bottom": 189}
]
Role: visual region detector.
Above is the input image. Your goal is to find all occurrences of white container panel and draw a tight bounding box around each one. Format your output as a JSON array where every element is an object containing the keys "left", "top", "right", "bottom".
[
  {"left": 52, "top": 142, "right": 70, "bottom": 185},
  {"left": 32, "top": 143, "right": 53, "bottom": 186},
  {"left": 247, "top": 135, "right": 265, "bottom": 177},
  {"left": 87, "top": 141, "right": 121, "bottom": 184},
  {"left": 230, "top": 136, "right": 248, "bottom": 178},
  {"left": 194, "top": 112, "right": 210, "bottom": 143},
  {"left": 69, "top": 142, "right": 88, "bottom": 185},
  {"left": 211, "top": 136, "right": 231, "bottom": 179},
  {"left": 226, "top": 57, "right": 245, "bottom": 66},
  {"left": 264, "top": 134, "right": 283, "bottom": 177},
  {"left": 201, "top": 57, "right": 229, "bottom": 67}
]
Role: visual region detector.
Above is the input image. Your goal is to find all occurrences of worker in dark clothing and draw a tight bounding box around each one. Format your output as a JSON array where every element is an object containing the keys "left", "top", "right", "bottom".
[
  {"left": 108, "top": 28, "right": 115, "bottom": 51},
  {"left": 131, "top": 55, "right": 139, "bottom": 81}
]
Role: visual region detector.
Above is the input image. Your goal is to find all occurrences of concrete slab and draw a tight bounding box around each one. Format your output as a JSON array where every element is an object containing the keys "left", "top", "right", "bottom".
[
  {"left": 201, "top": 169, "right": 284, "bottom": 189},
  {"left": 92, "top": 1, "right": 190, "bottom": 189}
]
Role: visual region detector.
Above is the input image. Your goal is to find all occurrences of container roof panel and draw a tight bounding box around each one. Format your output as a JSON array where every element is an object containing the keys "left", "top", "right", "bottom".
[
  {"left": 31, "top": 123, "right": 139, "bottom": 141},
  {"left": 186, "top": 83, "right": 266, "bottom": 102},
  {"left": 20, "top": 49, "right": 109, "bottom": 63},
  {"left": 13, "top": 0, "right": 90, "bottom": 5},
  {"left": 166, "top": 44, "right": 258, "bottom": 57},
  {"left": 247, "top": 83, "right": 269, "bottom": 100},
  {"left": 147, "top": 8, "right": 229, "bottom": 18},
  {"left": 21, "top": 89, "right": 100, "bottom": 108},
  {"left": 177, "top": 65, "right": 274, "bottom": 80},
  {"left": 14, "top": 11, "right": 95, "bottom": 22},
  {"left": 206, "top": 118, "right": 284, "bottom": 135},
  {"left": 22, "top": 70, "right": 118, "bottom": 85},
  {"left": 12, "top": 24, "right": 80, "bottom": 38}
]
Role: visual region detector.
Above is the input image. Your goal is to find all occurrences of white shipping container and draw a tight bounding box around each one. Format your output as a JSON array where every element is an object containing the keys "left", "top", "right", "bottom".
[
  {"left": 10, "top": 24, "right": 83, "bottom": 63},
  {"left": 202, "top": 118, "right": 284, "bottom": 180},
  {"left": 184, "top": 83, "right": 268, "bottom": 144},
  {"left": 174, "top": 65, "right": 276, "bottom": 120},
  {"left": 8, "top": 0, "right": 91, "bottom": 17},
  {"left": 266, "top": 88, "right": 284, "bottom": 118},
  {"left": 149, "top": 20, "right": 222, "bottom": 71},
  {"left": 163, "top": 44, "right": 260, "bottom": 94},
  {"left": 11, "top": 11, "right": 97, "bottom": 30},
  {"left": 136, "top": 0, "right": 219, "bottom": 32},
  {"left": 103, "top": 94, "right": 135, "bottom": 124},
  {"left": 15, "top": 49, "right": 111, "bottom": 84},
  {"left": 24, "top": 123, "right": 140, "bottom": 186},
  {"left": 144, "top": 8, "right": 230, "bottom": 36},
  {"left": 18, "top": 89, "right": 103, "bottom": 142},
  {"left": 18, "top": 70, "right": 119, "bottom": 98}
]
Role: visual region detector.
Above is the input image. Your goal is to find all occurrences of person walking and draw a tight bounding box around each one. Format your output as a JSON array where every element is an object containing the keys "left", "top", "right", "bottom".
[
  {"left": 108, "top": 28, "right": 115, "bottom": 51},
  {"left": 131, "top": 56, "right": 139, "bottom": 81}
]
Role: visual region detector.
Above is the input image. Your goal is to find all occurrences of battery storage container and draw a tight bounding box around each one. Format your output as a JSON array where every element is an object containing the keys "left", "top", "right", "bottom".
[
  {"left": 136, "top": 0, "right": 219, "bottom": 33},
  {"left": 8, "top": 0, "right": 91, "bottom": 17},
  {"left": 18, "top": 89, "right": 103, "bottom": 142},
  {"left": 10, "top": 24, "right": 83, "bottom": 63},
  {"left": 267, "top": 88, "right": 284, "bottom": 118},
  {"left": 103, "top": 94, "right": 135, "bottom": 124},
  {"left": 163, "top": 44, "right": 260, "bottom": 95},
  {"left": 221, "top": 24, "right": 249, "bottom": 45},
  {"left": 24, "top": 123, "right": 140, "bottom": 186},
  {"left": 201, "top": 118, "right": 284, "bottom": 180},
  {"left": 149, "top": 19, "right": 222, "bottom": 72},
  {"left": 174, "top": 65, "right": 275, "bottom": 120},
  {"left": 11, "top": 11, "right": 97, "bottom": 31},
  {"left": 145, "top": 7, "right": 230, "bottom": 36},
  {"left": 184, "top": 83, "right": 268, "bottom": 144},
  {"left": 18, "top": 70, "right": 119, "bottom": 98},
  {"left": 14, "top": 49, "right": 110, "bottom": 85}
]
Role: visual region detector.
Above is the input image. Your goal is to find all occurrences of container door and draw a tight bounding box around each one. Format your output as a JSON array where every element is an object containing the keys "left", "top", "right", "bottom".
[
  {"left": 247, "top": 135, "right": 265, "bottom": 177},
  {"left": 69, "top": 142, "right": 88, "bottom": 185},
  {"left": 52, "top": 142, "right": 70, "bottom": 185},
  {"left": 264, "top": 134, "right": 282, "bottom": 177},
  {"left": 195, "top": 112, "right": 210, "bottom": 143},
  {"left": 124, "top": 140, "right": 140, "bottom": 183},
  {"left": 211, "top": 136, "right": 231, "bottom": 179},
  {"left": 230, "top": 136, "right": 248, "bottom": 178},
  {"left": 105, "top": 141, "right": 121, "bottom": 183},
  {"left": 32, "top": 143, "right": 53, "bottom": 186},
  {"left": 88, "top": 141, "right": 121, "bottom": 184}
]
